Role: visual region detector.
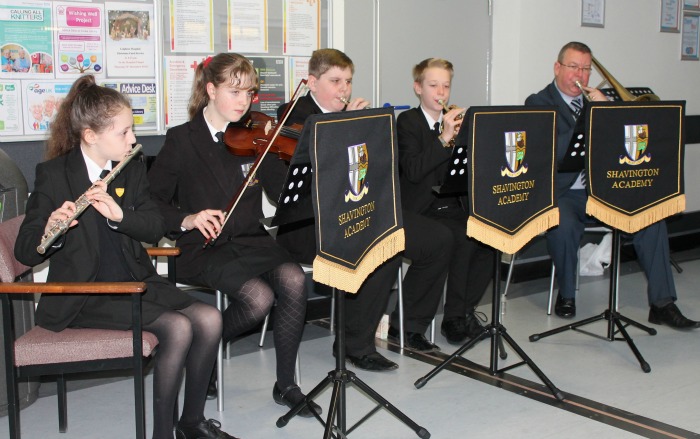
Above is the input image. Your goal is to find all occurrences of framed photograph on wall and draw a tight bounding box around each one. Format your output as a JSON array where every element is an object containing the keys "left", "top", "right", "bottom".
[
  {"left": 661, "top": 0, "right": 682, "bottom": 32},
  {"left": 684, "top": 0, "right": 700, "bottom": 11},
  {"left": 581, "top": 0, "right": 605, "bottom": 27},
  {"left": 681, "top": 12, "right": 700, "bottom": 60}
]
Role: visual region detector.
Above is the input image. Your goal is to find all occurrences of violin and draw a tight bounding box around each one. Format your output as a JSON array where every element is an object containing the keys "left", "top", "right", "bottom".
[
  {"left": 203, "top": 79, "right": 310, "bottom": 247},
  {"left": 222, "top": 111, "right": 304, "bottom": 161}
]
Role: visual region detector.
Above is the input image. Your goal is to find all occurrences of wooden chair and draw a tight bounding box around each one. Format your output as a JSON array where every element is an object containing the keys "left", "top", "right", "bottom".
[{"left": 1, "top": 215, "right": 157, "bottom": 439}]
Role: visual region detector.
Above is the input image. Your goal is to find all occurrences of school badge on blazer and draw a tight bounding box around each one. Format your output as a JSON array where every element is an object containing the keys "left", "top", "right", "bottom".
[
  {"left": 502, "top": 131, "right": 528, "bottom": 177},
  {"left": 115, "top": 188, "right": 125, "bottom": 197}
]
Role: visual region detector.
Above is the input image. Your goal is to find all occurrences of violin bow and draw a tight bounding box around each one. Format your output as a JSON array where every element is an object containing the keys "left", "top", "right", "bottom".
[{"left": 203, "top": 79, "right": 310, "bottom": 248}]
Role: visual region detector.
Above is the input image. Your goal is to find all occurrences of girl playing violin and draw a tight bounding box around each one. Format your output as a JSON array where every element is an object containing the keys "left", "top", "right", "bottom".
[{"left": 148, "top": 53, "right": 321, "bottom": 421}]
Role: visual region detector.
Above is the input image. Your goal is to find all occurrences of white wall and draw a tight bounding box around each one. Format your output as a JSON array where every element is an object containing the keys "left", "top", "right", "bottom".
[
  {"left": 490, "top": 0, "right": 700, "bottom": 211},
  {"left": 491, "top": 0, "right": 700, "bottom": 113}
]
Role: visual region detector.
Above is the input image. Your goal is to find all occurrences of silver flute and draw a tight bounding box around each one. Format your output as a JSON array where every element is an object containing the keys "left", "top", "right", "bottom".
[{"left": 37, "top": 144, "right": 143, "bottom": 254}]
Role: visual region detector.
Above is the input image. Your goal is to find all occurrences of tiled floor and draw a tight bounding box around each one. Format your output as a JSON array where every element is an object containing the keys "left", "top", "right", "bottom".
[{"left": 3, "top": 252, "right": 700, "bottom": 438}]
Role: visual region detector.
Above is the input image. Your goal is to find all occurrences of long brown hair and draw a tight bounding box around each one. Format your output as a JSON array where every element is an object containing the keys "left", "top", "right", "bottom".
[
  {"left": 47, "top": 74, "right": 131, "bottom": 159},
  {"left": 187, "top": 53, "right": 259, "bottom": 121}
]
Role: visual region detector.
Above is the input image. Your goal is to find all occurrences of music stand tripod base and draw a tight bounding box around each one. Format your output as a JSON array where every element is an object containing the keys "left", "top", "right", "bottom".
[
  {"left": 414, "top": 251, "right": 565, "bottom": 402},
  {"left": 529, "top": 230, "right": 656, "bottom": 373},
  {"left": 276, "top": 287, "right": 431, "bottom": 439}
]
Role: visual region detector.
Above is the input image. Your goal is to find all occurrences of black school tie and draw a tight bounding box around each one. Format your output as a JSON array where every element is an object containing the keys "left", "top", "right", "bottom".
[
  {"left": 99, "top": 169, "right": 109, "bottom": 180},
  {"left": 433, "top": 121, "right": 441, "bottom": 133},
  {"left": 215, "top": 131, "right": 224, "bottom": 144}
]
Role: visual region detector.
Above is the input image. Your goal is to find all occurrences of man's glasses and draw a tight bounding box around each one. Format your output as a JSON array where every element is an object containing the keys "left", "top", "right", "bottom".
[{"left": 559, "top": 63, "right": 592, "bottom": 74}]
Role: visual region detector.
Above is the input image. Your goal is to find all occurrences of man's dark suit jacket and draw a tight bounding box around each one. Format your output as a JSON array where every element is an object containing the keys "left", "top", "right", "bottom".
[
  {"left": 525, "top": 81, "right": 580, "bottom": 195},
  {"left": 15, "top": 147, "right": 168, "bottom": 331}
]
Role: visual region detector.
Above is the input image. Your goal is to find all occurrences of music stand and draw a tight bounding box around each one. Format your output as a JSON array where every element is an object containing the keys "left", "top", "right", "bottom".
[
  {"left": 529, "top": 100, "right": 686, "bottom": 373},
  {"left": 415, "top": 106, "right": 564, "bottom": 401},
  {"left": 270, "top": 109, "right": 430, "bottom": 439},
  {"left": 529, "top": 229, "right": 656, "bottom": 372}
]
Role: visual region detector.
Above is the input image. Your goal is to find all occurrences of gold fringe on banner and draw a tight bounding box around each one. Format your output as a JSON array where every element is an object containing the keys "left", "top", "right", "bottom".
[
  {"left": 312, "top": 229, "right": 405, "bottom": 294},
  {"left": 466, "top": 209, "right": 560, "bottom": 255},
  {"left": 586, "top": 195, "right": 686, "bottom": 234}
]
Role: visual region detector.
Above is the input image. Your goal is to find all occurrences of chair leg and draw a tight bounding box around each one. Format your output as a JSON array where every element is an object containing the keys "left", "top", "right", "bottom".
[
  {"left": 397, "top": 266, "right": 404, "bottom": 349},
  {"left": 215, "top": 291, "right": 225, "bottom": 412},
  {"left": 222, "top": 293, "right": 231, "bottom": 359},
  {"left": 547, "top": 263, "right": 556, "bottom": 315},
  {"left": 330, "top": 288, "right": 336, "bottom": 333},
  {"left": 504, "top": 252, "right": 517, "bottom": 296},
  {"left": 294, "top": 354, "right": 301, "bottom": 385},
  {"left": 57, "top": 374, "right": 67, "bottom": 433},
  {"left": 259, "top": 312, "right": 270, "bottom": 347}
]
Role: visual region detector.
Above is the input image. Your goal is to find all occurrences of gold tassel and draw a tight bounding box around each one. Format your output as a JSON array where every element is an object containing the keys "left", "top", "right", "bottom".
[
  {"left": 466, "top": 209, "right": 560, "bottom": 254},
  {"left": 312, "top": 229, "right": 405, "bottom": 294},
  {"left": 586, "top": 195, "right": 685, "bottom": 234}
]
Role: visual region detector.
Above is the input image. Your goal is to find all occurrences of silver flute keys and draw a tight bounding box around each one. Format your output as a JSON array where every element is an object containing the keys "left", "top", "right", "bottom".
[{"left": 36, "top": 144, "right": 143, "bottom": 254}]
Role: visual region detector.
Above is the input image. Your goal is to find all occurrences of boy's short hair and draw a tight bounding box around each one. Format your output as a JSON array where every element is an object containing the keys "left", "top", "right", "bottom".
[
  {"left": 308, "top": 48, "right": 354, "bottom": 78},
  {"left": 412, "top": 58, "right": 454, "bottom": 83}
]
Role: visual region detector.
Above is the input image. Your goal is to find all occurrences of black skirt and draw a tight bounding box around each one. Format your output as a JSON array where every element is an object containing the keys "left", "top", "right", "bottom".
[
  {"left": 69, "top": 274, "right": 197, "bottom": 330},
  {"left": 177, "top": 241, "right": 294, "bottom": 294}
]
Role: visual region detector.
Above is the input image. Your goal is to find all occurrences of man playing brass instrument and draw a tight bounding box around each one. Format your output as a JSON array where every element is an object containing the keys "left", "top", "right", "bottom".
[{"left": 525, "top": 41, "right": 699, "bottom": 329}]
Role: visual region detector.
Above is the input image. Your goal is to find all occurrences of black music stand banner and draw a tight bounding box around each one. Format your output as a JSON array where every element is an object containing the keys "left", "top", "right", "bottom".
[
  {"left": 307, "top": 107, "right": 404, "bottom": 293},
  {"left": 466, "top": 106, "right": 559, "bottom": 254},
  {"left": 585, "top": 101, "right": 685, "bottom": 233}
]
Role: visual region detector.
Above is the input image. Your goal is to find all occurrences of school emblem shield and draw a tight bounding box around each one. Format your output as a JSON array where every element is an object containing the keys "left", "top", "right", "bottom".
[
  {"left": 502, "top": 131, "right": 528, "bottom": 177},
  {"left": 346, "top": 143, "right": 369, "bottom": 201},
  {"left": 621, "top": 124, "right": 651, "bottom": 165}
]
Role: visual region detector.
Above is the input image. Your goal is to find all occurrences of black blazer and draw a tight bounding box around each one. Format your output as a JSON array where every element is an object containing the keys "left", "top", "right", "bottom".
[
  {"left": 148, "top": 110, "right": 286, "bottom": 279},
  {"left": 524, "top": 81, "right": 580, "bottom": 194},
  {"left": 15, "top": 147, "right": 166, "bottom": 331},
  {"left": 397, "top": 107, "right": 458, "bottom": 215}
]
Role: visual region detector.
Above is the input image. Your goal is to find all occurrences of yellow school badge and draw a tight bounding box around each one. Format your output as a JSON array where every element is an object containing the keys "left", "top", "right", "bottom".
[{"left": 115, "top": 188, "right": 125, "bottom": 197}]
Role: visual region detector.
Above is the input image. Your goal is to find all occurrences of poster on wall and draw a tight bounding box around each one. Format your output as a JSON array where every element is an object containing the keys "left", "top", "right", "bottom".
[
  {"left": 0, "top": 1, "right": 55, "bottom": 80},
  {"left": 53, "top": 2, "right": 106, "bottom": 78},
  {"left": 249, "top": 56, "right": 286, "bottom": 117},
  {"left": 288, "top": 56, "right": 309, "bottom": 99},
  {"left": 170, "top": 0, "right": 214, "bottom": 53},
  {"left": 20, "top": 79, "right": 71, "bottom": 134},
  {"left": 105, "top": 2, "right": 156, "bottom": 77},
  {"left": 0, "top": 80, "right": 23, "bottom": 136},
  {"left": 228, "top": 0, "right": 268, "bottom": 53},
  {"left": 283, "top": 0, "right": 319, "bottom": 56},
  {"left": 100, "top": 79, "right": 158, "bottom": 131},
  {"left": 163, "top": 55, "right": 206, "bottom": 128}
]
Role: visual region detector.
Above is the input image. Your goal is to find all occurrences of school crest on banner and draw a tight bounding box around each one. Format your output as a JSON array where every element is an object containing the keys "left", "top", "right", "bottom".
[
  {"left": 306, "top": 108, "right": 404, "bottom": 293},
  {"left": 466, "top": 106, "right": 559, "bottom": 254},
  {"left": 585, "top": 102, "right": 685, "bottom": 233}
]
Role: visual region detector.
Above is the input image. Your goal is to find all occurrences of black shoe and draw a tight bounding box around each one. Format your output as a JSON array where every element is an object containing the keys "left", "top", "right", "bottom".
[
  {"left": 554, "top": 293, "right": 576, "bottom": 318},
  {"left": 346, "top": 352, "right": 398, "bottom": 371},
  {"left": 388, "top": 326, "right": 440, "bottom": 352},
  {"left": 464, "top": 311, "right": 488, "bottom": 340},
  {"left": 175, "top": 419, "right": 239, "bottom": 439},
  {"left": 649, "top": 302, "right": 700, "bottom": 329},
  {"left": 272, "top": 383, "right": 323, "bottom": 418},
  {"left": 441, "top": 317, "right": 469, "bottom": 345},
  {"left": 206, "top": 368, "right": 217, "bottom": 400}
]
